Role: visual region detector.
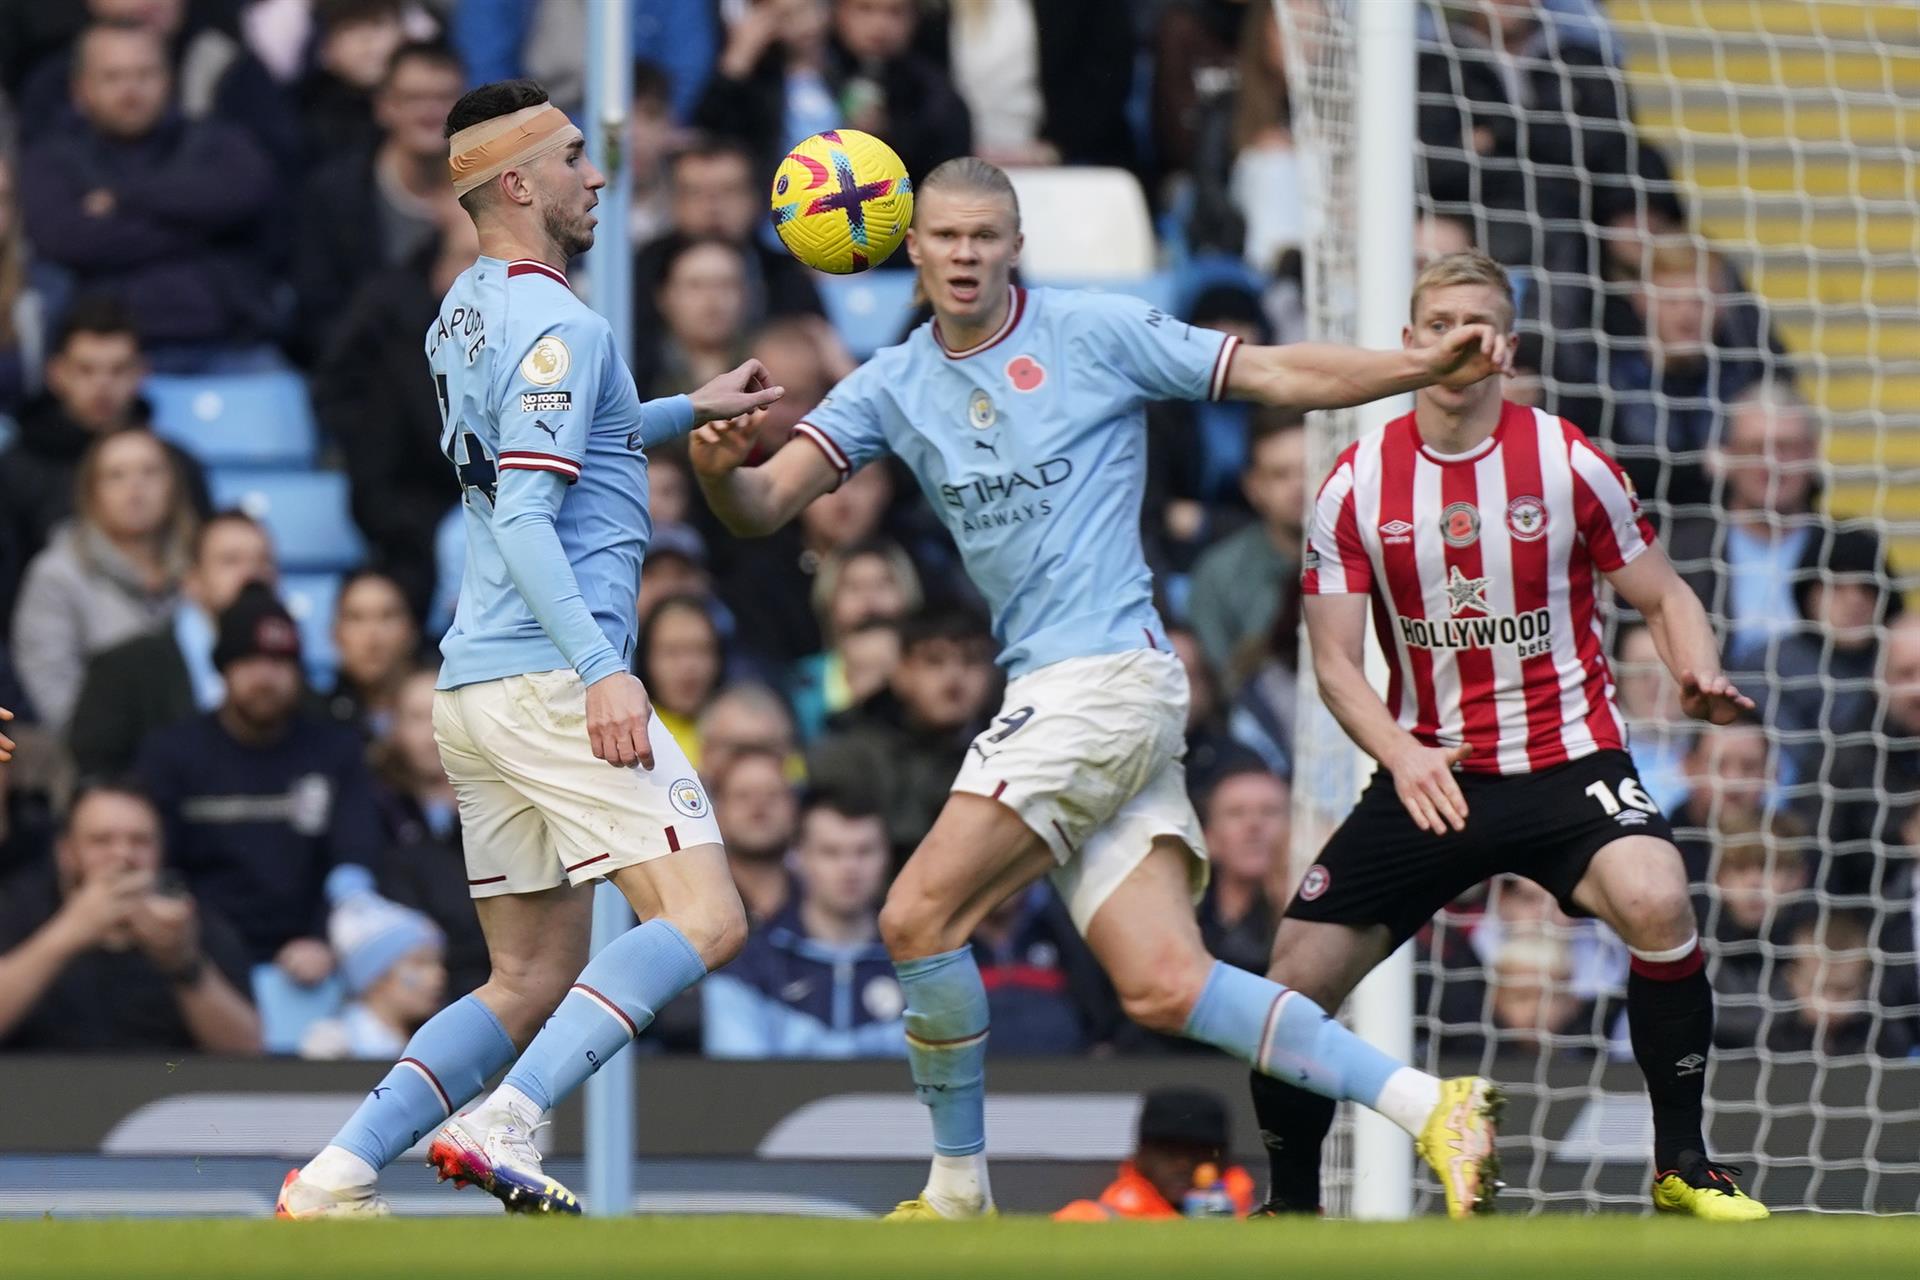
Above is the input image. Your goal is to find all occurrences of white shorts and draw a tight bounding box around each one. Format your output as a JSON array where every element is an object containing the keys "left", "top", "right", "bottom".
[
  {"left": 433, "top": 668, "right": 723, "bottom": 899},
  {"left": 951, "top": 648, "right": 1210, "bottom": 933}
]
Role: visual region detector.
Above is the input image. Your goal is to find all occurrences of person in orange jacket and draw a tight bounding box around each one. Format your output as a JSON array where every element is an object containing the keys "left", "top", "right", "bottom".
[{"left": 1055, "top": 1086, "right": 1256, "bottom": 1220}]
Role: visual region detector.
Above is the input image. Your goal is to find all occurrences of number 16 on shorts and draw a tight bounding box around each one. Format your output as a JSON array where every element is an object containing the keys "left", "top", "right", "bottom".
[{"left": 1586, "top": 776, "right": 1659, "bottom": 828}]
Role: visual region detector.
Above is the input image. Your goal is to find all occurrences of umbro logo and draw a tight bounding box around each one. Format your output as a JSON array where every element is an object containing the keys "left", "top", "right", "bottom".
[
  {"left": 1614, "top": 809, "right": 1650, "bottom": 827},
  {"left": 1675, "top": 1053, "right": 1706, "bottom": 1077},
  {"left": 1380, "top": 519, "right": 1414, "bottom": 545}
]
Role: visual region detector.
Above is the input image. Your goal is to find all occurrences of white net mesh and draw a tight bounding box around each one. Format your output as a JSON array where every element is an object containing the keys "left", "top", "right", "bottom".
[{"left": 1276, "top": 0, "right": 1920, "bottom": 1215}]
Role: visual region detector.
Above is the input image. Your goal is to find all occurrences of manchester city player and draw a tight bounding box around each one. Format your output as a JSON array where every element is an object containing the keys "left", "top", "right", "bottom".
[
  {"left": 695, "top": 157, "right": 1513, "bottom": 1220},
  {"left": 277, "top": 80, "right": 781, "bottom": 1218}
]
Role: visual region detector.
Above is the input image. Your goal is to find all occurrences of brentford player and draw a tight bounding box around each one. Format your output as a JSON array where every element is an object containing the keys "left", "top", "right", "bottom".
[{"left": 1250, "top": 250, "right": 1769, "bottom": 1222}]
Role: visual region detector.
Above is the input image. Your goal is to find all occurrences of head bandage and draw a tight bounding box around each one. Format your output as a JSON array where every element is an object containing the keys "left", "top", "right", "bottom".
[{"left": 447, "top": 102, "right": 582, "bottom": 199}]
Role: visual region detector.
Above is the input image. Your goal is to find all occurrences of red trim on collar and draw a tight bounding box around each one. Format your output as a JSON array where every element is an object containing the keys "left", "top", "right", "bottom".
[
  {"left": 933, "top": 286, "right": 1026, "bottom": 360},
  {"left": 508, "top": 259, "right": 569, "bottom": 286}
]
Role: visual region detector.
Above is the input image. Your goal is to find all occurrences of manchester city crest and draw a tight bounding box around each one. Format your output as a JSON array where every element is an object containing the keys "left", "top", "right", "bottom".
[{"left": 968, "top": 388, "right": 996, "bottom": 430}]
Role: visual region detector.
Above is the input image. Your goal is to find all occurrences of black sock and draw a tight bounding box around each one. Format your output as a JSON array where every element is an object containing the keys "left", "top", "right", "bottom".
[
  {"left": 1249, "top": 1069, "right": 1336, "bottom": 1211},
  {"left": 1627, "top": 949, "right": 1713, "bottom": 1172}
]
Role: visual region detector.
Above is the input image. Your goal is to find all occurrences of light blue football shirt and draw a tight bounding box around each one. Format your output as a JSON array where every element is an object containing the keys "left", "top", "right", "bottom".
[
  {"left": 427, "top": 256, "right": 693, "bottom": 691},
  {"left": 796, "top": 286, "right": 1240, "bottom": 677}
]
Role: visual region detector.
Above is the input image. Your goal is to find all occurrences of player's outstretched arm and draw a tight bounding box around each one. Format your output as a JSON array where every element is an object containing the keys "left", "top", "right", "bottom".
[
  {"left": 687, "top": 359, "right": 786, "bottom": 429},
  {"left": 1608, "top": 544, "right": 1755, "bottom": 726},
  {"left": 1306, "top": 594, "right": 1470, "bottom": 834},
  {"left": 690, "top": 420, "right": 842, "bottom": 537},
  {"left": 0, "top": 705, "right": 13, "bottom": 763},
  {"left": 1223, "top": 325, "right": 1510, "bottom": 411}
]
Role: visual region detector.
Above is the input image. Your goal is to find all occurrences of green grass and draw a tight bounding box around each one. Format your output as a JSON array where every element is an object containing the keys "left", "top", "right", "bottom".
[{"left": 6, "top": 1215, "right": 1918, "bottom": 1279}]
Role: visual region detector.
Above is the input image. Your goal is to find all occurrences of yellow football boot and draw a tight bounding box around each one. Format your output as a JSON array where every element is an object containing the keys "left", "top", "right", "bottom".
[
  {"left": 1413, "top": 1076, "right": 1503, "bottom": 1218},
  {"left": 1653, "top": 1154, "right": 1770, "bottom": 1221},
  {"left": 883, "top": 1195, "right": 999, "bottom": 1221}
]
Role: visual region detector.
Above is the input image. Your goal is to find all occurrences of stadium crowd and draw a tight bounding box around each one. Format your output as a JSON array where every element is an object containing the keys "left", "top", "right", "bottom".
[{"left": 0, "top": 0, "right": 1913, "bottom": 1067}]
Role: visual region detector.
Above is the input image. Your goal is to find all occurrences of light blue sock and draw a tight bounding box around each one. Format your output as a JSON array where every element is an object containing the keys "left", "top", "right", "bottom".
[
  {"left": 330, "top": 994, "right": 515, "bottom": 1170},
  {"left": 503, "top": 919, "right": 708, "bottom": 1111},
  {"left": 1183, "top": 961, "right": 1401, "bottom": 1108},
  {"left": 896, "top": 947, "right": 990, "bottom": 1157}
]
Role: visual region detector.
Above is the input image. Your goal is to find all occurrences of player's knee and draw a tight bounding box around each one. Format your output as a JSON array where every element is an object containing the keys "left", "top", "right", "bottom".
[
  {"left": 672, "top": 896, "right": 749, "bottom": 970},
  {"left": 1614, "top": 880, "right": 1697, "bottom": 951},
  {"left": 878, "top": 884, "right": 958, "bottom": 960},
  {"left": 1114, "top": 954, "right": 1213, "bottom": 1034}
]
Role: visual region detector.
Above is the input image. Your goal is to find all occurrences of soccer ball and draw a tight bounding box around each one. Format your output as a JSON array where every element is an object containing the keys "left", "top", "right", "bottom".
[{"left": 769, "top": 129, "right": 914, "bottom": 275}]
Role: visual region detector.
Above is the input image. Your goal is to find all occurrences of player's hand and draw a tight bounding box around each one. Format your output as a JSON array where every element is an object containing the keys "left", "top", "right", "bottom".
[
  {"left": 1425, "top": 324, "right": 1510, "bottom": 390},
  {"left": 276, "top": 937, "right": 335, "bottom": 986},
  {"left": 1678, "top": 669, "right": 1755, "bottom": 725},
  {"left": 1386, "top": 741, "right": 1472, "bottom": 834},
  {"left": 130, "top": 892, "right": 200, "bottom": 974},
  {"left": 0, "top": 705, "right": 14, "bottom": 763},
  {"left": 689, "top": 359, "right": 785, "bottom": 427},
  {"left": 689, "top": 412, "right": 761, "bottom": 477},
  {"left": 56, "top": 867, "right": 152, "bottom": 951},
  {"left": 586, "top": 671, "right": 655, "bottom": 769}
]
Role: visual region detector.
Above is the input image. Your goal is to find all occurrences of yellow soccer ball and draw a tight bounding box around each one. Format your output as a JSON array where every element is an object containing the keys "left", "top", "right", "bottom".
[{"left": 770, "top": 130, "right": 913, "bottom": 275}]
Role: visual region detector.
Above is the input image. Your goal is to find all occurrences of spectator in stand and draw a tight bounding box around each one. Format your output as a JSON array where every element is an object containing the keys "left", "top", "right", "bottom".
[
  {"left": 1469, "top": 873, "right": 1627, "bottom": 1012},
  {"left": 638, "top": 594, "right": 726, "bottom": 767},
  {"left": 1485, "top": 933, "right": 1591, "bottom": 1056},
  {"left": 643, "top": 237, "right": 754, "bottom": 401},
  {"left": 449, "top": 0, "right": 717, "bottom": 124},
  {"left": 637, "top": 521, "right": 713, "bottom": 627},
  {"left": 713, "top": 744, "right": 799, "bottom": 924},
  {"left": 971, "top": 880, "right": 1116, "bottom": 1054},
  {"left": 1700, "top": 816, "right": 1809, "bottom": 1051},
  {"left": 1821, "top": 615, "right": 1920, "bottom": 887},
  {"left": 371, "top": 664, "right": 484, "bottom": 998},
  {"left": 1225, "top": 592, "right": 1300, "bottom": 781},
  {"left": 742, "top": 318, "right": 836, "bottom": 460},
  {"left": 69, "top": 509, "right": 275, "bottom": 778},
  {"left": 626, "top": 61, "right": 684, "bottom": 246},
  {"left": 792, "top": 539, "right": 921, "bottom": 740},
  {"left": 1146, "top": 290, "right": 1276, "bottom": 549},
  {"left": 300, "top": 888, "right": 447, "bottom": 1060},
  {"left": 1167, "top": 625, "right": 1258, "bottom": 798},
  {"left": 294, "top": 0, "right": 413, "bottom": 170},
  {"left": 293, "top": 39, "right": 463, "bottom": 339},
  {"left": 718, "top": 456, "right": 897, "bottom": 668},
  {"left": 0, "top": 779, "right": 260, "bottom": 1053},
  {"left": 324, "top": 570, "right": 420, "bottom": 739},
  {"left": 1054, "top": 1088, "right": 1255, "bottom": 1220},
  {"left": 697, "top": 0, "right": 969, "bottom": 181},
  {"left": 1186, "top": 414, "right": 1305, "bottom": 685},
  {"left": 1768, "top": 907, "right": 1912, "bottom": 1058},
  {"left": 633, "top": 138, "right": 827, "bottom": 340},
  {"left": 1415, "top": 210, "right": 1475, "bottom": 269},
  {"left": 1667, "top": 383, "right": 1823, "bottom": 652},
  {"left": 1224, "top": 3, "right": 1303, "bottom": 274},
  {"left": 698, "top": 682, "right": 802, "bottom": 788},
  {"left": 1667, "top": 719, "right": 1773, "bottom": 884},
  {"left": 12, "top": 427, "right": 194, "bottom": 734},
  {"left": 0, "top": 153, "right": 59, "bottom": 418},
  {"left": 703, "top": 787, "right": 904, "bottom": 1058},
  {"left": 1418, "top": 0, "right": 1635, "bottom": 269},
  {"left": 136, "top": 585, "right": 385, "bottom": 974},
  {"left": 1735, "top": 527, "right": 1900, "bottom": 793},
  {"left": 927, "top": 0, "right": 1135, "bottom": 170},
  {"left": 1552, "top": 246, "right": 1775, "bottom": 513},
  {"left": 1614, "top": 622, "right": 1692, "bottom": 816},
  {"left": 21, "top": 22, "right": 277, "bottom": 360},
  {"left": 0, "top": 299, "right": 207, "bottom": 599},
  {"left": 316, "top": 214, "right": 474, "bottom": 617},
  {"left": 14, "top": 0, "right": 298, "bottom": 168},
  {"left": 808, "top": 608, "right": 995, "bottom": 863},
  {"left": 1197, "top": 765, "right": 1288, "bottom": 976}
]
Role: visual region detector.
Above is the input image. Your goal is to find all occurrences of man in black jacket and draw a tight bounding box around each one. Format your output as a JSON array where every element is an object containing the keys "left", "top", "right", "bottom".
[
  {"left": 135, "top": 585, "right": 383, "bottom": 978},
  {"left": 20, "top": 22, "right": 276, "bottom": 356},
  {"left": 291, "top": 40, "right": 465, "bottom": 342},
  {"left": 69, "top": 510, "right": 276, "bottom": 778}
]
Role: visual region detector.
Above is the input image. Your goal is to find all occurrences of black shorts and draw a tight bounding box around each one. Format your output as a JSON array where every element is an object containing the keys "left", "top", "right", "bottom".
[{"left": 1285, "top": 749, "right": 1674, "bottom": 947}]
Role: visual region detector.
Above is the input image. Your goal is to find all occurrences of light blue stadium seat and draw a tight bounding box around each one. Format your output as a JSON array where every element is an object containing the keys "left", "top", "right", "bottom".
[
  {"left": 145, "top": 371, "right": 318, "bottom": 468},
  {"left": 210, "top": 469, "right": 367, "bottom": 573},
  {"left": 819, "top": 270, "right": 918, "bottom": 358},
  {"left": 281, "top": 571, "right": 342, "bottom": 689},
  {"left": 1028, "top": 271, "right": 1178, "bottom": 314}
]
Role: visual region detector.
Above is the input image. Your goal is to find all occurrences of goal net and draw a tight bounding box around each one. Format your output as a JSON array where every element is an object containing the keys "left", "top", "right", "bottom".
[{"left": 1275, "top": 0, "right": 1920, "bottom": 1215}]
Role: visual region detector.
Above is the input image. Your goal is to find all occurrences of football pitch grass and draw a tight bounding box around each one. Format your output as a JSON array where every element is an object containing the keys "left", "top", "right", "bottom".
[{"left": 7, "top": 1214, "right": 1918, "bottom": 1279}]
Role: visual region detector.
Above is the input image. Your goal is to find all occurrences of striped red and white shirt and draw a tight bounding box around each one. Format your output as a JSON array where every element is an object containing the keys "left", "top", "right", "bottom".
[{"left": 1300, "top": 401, "right": 1656, "bottom": 775}]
